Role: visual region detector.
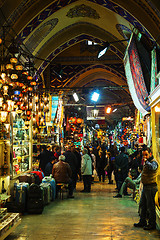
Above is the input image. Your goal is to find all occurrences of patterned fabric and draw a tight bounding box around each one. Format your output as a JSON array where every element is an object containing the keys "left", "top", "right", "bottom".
[
  {"left": 151, "top": 48, "right": 158, "bottom": 91},
  {"left": 124, "top": 34, "right": 150, "bottom": 115}
]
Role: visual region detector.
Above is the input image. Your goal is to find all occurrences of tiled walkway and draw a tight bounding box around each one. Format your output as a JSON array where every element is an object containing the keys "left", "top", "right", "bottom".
[{"left": 6, "top": 181, "right": 160, "bottom": 240}]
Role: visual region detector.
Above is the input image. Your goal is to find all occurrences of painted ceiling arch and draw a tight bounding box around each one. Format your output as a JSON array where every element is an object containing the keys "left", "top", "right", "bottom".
[
  {"left": 1, "top": 0, "right": 160, "bottom": 122},
  {"left": 2, "top": 0, "right": 159, "bottom": 42},
  {"left": 63, "top": 66, "right": 128, "bottom": 89}
]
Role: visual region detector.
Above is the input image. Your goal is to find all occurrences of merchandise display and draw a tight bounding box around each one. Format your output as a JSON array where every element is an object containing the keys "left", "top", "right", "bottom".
[{"left": 12, "top": 115, "right": 31, "bottom": 176}]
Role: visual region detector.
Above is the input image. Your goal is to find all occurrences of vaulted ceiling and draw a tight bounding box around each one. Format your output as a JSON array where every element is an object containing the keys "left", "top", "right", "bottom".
[{"left": 1, "top": 0, "right": 160, "bottom": 125}]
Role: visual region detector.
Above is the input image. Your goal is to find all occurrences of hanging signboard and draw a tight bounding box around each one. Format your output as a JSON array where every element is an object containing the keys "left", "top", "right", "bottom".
[
  {"left": 51, "top": 96, "right": 59, "bottom": 122},
  {"left": 87, "top": 105, "right": 105, "bottom": 120}
]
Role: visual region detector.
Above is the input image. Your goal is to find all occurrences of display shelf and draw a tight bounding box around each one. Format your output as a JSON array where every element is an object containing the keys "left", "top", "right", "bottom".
[
  {"left": 11, "top": 115, "right": 31, "bottom": 177},
  {"left": 0, "top": 218, "right": 21, "bottom": 240},
  {"left": 13, "top": 155, "right": 29, "bottom": 160}
]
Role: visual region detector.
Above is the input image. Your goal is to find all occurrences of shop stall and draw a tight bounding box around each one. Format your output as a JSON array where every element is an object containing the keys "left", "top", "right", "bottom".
[{"left": 149, "top": 79, "right": 160, "bottom": 230}]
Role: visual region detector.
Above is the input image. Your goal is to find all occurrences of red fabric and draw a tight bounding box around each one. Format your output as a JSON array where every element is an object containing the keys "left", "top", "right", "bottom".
[
  {"left": 139, "top": 137, "right": 143, "bottom": 143},
  {"left": 54, "top": 152, "right": 59, "bottom": 159},
  {"left": 31, "top": 171, "right": 43, "bottom": 182}
]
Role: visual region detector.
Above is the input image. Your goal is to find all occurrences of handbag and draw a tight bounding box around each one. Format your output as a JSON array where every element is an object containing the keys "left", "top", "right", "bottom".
[{"left": 93, "top": 169, "right": 97, "bottom": 177}]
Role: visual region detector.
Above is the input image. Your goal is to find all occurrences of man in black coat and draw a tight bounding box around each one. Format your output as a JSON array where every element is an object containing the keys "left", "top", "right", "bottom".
[
  {"left": 38, "top": 145, "right": 54, "bottom": 173},
  {"left": 64, "top": 145, "right": 78, "bottom": 190},
  {"left": 71, "top": 145, "right": 82, "bottom": 181},
  {"left": 115, "top": 146, "right": 129, "bottom": 193}
]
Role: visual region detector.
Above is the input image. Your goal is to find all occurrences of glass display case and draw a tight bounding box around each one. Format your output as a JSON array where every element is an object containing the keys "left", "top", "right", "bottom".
[{"left": 11, "top": 114, "right": 31, "bottom": 177}]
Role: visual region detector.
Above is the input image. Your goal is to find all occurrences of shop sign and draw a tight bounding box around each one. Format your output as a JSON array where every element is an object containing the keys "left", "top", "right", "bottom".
[
  {"left": 51, "top": 96, "right": 59, "bottom": 121},
  {"left": 87, "top": 105, "right": 105, "bottom": 120}
]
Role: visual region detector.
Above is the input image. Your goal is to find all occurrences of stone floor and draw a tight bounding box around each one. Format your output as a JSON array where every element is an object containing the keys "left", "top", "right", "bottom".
[{"left": 5, "top": 180, "right": 160, "bottom": 240}]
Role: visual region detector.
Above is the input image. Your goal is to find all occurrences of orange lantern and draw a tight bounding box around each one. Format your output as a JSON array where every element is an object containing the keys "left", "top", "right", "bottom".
[
  {"left": 72, "top": 117, "right": 77, "bottom": 124},
  {"left": 69, "top": 117, "right": 73, "bottom": 122},
  {"left": 16, "top": 101, "right": 21, "bottom": 106},
  {"left": 28, "top": 87, "right": 33, "bottom": 91},
  {"left": 77, "top": 118, "right": 82, "bottom": 124},
  {"left": 27, "top": 76, "right": 33, "bottom": 81},
  {"left": 10, "top": 58, "right": 18, "bottom": 64},
  {"left": 26, "top": 110, "right": 31, "bottom": 116},
  {"left": 19, "top": 83, "right": 24, "bottom": 87},
  {"left": 30, "top": 81, "right": 36, "bottom": 86},
  {"left": 21, "top": 106, "right": 26, "bottom": 111},
  {"left": 22, "top": 71, "right": 28, "bottom": 75},
  {"left": 16, "top": 65, "right": 23, "bottom": 71}
]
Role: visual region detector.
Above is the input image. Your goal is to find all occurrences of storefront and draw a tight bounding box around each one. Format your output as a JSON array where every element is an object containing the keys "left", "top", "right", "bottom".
[
  {"left": 149, "top": 83, "right": 160, "bottom": 162},
  {"left": 0, "top": 93, "right": 62, "bottom": 194},
  {"left": 149, "top": 80, "right": 160, "bottom": 229}
]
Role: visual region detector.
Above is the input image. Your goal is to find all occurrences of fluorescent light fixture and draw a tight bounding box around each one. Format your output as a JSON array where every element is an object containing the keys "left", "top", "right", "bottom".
[
  {"left": 73, "top": 93, "right": 79, "bottom": 102},
  {"left": 97, "top": 42, "right": 110, "bottom": 58},
  {"left": 88, "top": 40, "right": 92, "bottom": 45},
  {"left": 91, "top": 92, "right": 99, "bottom": 102},
  {"left": 87, "top": 41, "right": 98, "bottom": 45},
  {"left": 113, "top": 108, "right": 117, "bottom": 112}
]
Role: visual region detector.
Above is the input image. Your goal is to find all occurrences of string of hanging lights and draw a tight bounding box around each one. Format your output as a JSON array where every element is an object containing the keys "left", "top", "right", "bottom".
[{"left": 0, "top": 28, "right": 50, "bottom": 132}]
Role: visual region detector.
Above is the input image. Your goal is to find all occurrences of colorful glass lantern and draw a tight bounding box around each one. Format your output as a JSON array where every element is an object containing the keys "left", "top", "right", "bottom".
[
  {"left": 1, "top": 111, "right": 8, "bottom": 122},
  {"left": 27, "top": 87, "right": 33, "bottom": 91},
  {"left": 26, "top": 110, "right": 31, "bottom": 116},
  {"left": 6, "top": 64, "right": 14, "bottom": 70},
  {"left": 10, "top": 58, "right": 18, "bottom": 64},
  {"left": 3, "top": 85, "right": 8, "bottom": 95},
  {"left": 16, "top": 65, "right": 23, "bottom": 71},
  {"left": 14, "top": 90, "right": 20, "bottom": 95},
  {"left": 1, "top": 73, "right": 6, "bottom": 80},
  {"left": 27, "top": 76, "right": 33, "bottom": 81},
  {"left": 0, "top": 97, "right": 3, "bottom": 107},
  {"left": 11, "top": 74, "right": 18, "bottom": 80},
  {"left": 30, "top": 81, "right": 36, "bottom": 86},
  {"left": 77, "top": 118, "right": 82, "bottom": 124},
  {"left": 7, "top": 99, "right": 14, "bottom": 112},
  {"left": 35, "top": 95, "right": 39, "bottom": 102}
]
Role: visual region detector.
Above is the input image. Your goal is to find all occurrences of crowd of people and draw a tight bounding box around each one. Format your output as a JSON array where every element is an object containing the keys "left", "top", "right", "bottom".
[{"left": 36, "top": 142, "right": 159, "bottom": 230}]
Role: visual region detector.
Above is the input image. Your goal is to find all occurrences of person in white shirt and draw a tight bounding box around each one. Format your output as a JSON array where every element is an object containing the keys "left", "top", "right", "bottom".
[{"left": 81, "top": 148, "right": 92, "bottom": 193}]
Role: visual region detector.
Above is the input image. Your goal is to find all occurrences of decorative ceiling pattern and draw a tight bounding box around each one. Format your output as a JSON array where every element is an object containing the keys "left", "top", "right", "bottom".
[
  {"left": 25, "top": 18, "right": 58, "bottom": 52},
  {"left": 66, "top": 4, "right": 100, "bottom": 19},
  {"left": 16, "top": 0, "right": 155, "bottom": 44},
  {"left": 116, "top": 24, "right": 132, "bottom": 39}
]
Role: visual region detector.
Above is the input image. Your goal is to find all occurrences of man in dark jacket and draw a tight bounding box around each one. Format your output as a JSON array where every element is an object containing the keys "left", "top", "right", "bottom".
[
  {"left": 134, "top": 147, "right": 158, "bottom": 230},
  {"left": 115, "top": 146, "right": 129, "bottom": 192},
  {"left": 44, "top": 158, "right": 57, "bottom": 176},
  {"left": 64, "top": 145, "right": 78, "bottom": 190},
  {"left": 38, "top": 145, "right": 54, "bottom": 173}
]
